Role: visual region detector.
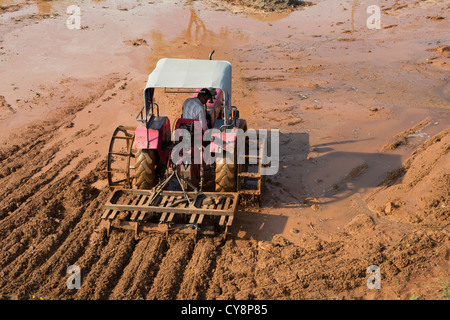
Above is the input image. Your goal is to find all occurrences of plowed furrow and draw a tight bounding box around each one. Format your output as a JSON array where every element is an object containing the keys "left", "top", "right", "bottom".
[
  {"left": 0, "top": 155, "right": 104, "bottom": 297},
  {"left": 50, "top": 227, "right": 109, "bottom": 300},
  {"left": 26, "top": 190, "right": 110, "bottom": 299},
  {"left": 0, "top": 139, "right": 49, "bottom": 183},
  {"left": 108, "top": 236, "right": 153, "bottom": 299},
  {"left": 0, "top": 151, "right": 81, "bottom": 231},
  {"left": 116, "top": 235, "right": 167, "bottom": 300},
  {"left": 206, "top": 240, "right": 258, "bottom": 300},
  {"left": 0, "top": 191, "right": 73, "bottom": 273},
  {"left": 146, "top": 236, "right": 194, "bottom": 300},
  {"left": 75, "top": 231, "right": 129, "bottom": 300},
  {"left": 0, "top": 206, "right": 85, "bottom": 295},
  {"left": 0, "top": 140, "right": 59, "bottom": 195},
  {"left": 177, "top": 237, "right": 221, "bottom": 300},
  {"left": 0, "top": 153, "right": 97, "bottom": 273},
  {"left": 91, "top": 232, "right": 136, "bottom": 300}
]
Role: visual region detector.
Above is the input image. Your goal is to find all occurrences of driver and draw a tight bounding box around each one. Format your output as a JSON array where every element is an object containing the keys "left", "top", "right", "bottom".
[{"left": 181, "top": 88, "right": 212, "bottom": 132}]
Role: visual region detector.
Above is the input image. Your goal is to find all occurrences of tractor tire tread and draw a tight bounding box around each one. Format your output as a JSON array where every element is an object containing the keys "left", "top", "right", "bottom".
[{"left": 135, "top": 149, "right": 158, "bottom": 190}]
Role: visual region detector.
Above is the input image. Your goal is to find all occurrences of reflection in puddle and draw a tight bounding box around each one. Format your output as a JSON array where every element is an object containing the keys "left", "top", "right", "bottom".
[
  {"left": 145, "top": 7, "right": 250, "bottom": 73},
  {"left": 36, "top": 0, "right": 52, "bottom": 16}
]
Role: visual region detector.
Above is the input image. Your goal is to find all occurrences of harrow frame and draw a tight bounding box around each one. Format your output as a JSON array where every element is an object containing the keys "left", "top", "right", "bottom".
[{"left": 101, "top": 188, "right": 239, "bottom": 238}]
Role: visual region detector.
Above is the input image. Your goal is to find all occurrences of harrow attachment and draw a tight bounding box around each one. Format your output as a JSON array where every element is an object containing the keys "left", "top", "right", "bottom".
[
  {"left": 102, "top": 124, "right": 268, "bottom": 238},
  {"left": 100, "top": 56, "right": 274, "bottom": 239},
  {"left": 101, "top": 188, "right": 239, "bottom": 238}
]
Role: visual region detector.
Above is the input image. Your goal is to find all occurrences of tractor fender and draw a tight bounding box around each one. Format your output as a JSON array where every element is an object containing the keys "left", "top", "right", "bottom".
[
  {"left": 134, "top": 125, "right": 159, "bottom": 149},
  {"left": 134, "top": 116, "right": 171, "bottom": 162},
  {"left": 209, "top": 118, "right": 247, "bottom": 153}
]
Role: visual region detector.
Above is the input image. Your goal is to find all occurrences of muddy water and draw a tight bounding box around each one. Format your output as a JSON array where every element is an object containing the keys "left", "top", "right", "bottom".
[{"left": 1, "top": 0, "right": 449, "bottom": 245}]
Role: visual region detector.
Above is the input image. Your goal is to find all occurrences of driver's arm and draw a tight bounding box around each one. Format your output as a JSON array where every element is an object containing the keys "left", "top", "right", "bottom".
[{"left": 198, "top": 107, "right": 208, "bottom": 132}]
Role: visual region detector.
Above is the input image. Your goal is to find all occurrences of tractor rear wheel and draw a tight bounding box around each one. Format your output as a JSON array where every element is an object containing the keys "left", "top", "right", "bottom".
[
  {"left": 135, "top": 149, "right": 158, "bottom": 190},
  {"left": 215, "top": 148, "right": 237, "bottom": 192}
]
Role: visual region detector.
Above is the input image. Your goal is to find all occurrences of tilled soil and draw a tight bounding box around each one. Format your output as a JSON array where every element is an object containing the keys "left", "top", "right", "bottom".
[
  {"left": 0, "top": 0, "right": 449, "bottom": 301},
  {"left": 0, "top": 117, "right": 448, "bottom": 300},
  {"left": 0, "top": 105, "right": 447, "bottom": 300}
]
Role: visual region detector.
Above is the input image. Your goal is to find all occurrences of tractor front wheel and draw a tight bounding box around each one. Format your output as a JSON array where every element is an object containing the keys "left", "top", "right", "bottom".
[{"left": 135, "top": 149, "right": 158, "bottom": 190}]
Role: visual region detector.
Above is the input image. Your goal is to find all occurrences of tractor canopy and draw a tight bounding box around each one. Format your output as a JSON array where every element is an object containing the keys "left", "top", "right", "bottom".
[{"left": 144, "top": 58, "right": 232, "bottom": 123}]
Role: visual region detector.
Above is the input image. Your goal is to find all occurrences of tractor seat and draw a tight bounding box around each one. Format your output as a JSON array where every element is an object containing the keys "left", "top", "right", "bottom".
[
  {"left": 173, "top": 118, "right": 205, "bottom": 148},
  {"left": 175, "top": 118, "right": 196, "bottom": 133}
]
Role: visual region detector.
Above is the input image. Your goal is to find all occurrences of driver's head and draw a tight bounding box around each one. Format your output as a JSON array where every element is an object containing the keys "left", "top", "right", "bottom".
[{"left": 197, "top": 88, "right": 212, "bottom": 104}]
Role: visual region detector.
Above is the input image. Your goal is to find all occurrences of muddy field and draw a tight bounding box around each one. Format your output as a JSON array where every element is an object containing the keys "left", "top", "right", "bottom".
[{"left": 0, "top": 0, "right": 449, "bottom": 300}]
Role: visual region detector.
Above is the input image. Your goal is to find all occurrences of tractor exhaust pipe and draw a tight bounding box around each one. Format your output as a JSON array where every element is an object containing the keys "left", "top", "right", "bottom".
[{"left": 209, "top": 50, "right": 215, "bottom": 60}]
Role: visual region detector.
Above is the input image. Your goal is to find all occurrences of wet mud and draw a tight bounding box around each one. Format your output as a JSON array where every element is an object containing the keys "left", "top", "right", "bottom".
[{"left": 0, "top": 0, "right": 448, "bottom": 300}]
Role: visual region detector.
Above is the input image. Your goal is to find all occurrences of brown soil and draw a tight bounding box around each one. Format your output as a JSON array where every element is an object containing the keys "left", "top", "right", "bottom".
[
  {"left": 367, "top": 128, "right": 450, "bottom": 227},
  {"left": 0, "top": 0, "right": 449, "bottom": 301}
]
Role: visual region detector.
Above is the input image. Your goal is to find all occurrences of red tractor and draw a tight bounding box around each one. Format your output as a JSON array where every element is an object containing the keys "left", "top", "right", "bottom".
[{"left": 103, "top": 55, "right": 264, "bottom": 237}]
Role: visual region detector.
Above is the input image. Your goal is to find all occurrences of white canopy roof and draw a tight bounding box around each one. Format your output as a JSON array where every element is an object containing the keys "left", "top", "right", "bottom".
[
  {"left": 145, "top": 58, "right": 231, "bottom": 91},
  {"left": 144, "top": 58, "right": 232, "bottom": 115}
]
